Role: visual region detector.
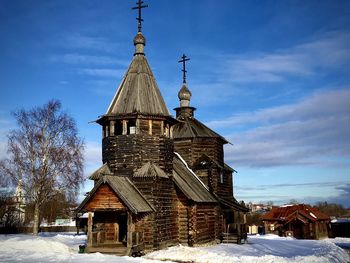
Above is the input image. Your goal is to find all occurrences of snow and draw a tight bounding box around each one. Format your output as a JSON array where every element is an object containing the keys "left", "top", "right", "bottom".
[
  {"left": 0, "top": 233, "right": 349, "bottom": 263},
  {"left": 146, "top": 235, "right": 350, "bottom": 263},
  {"left": 0, "top": 233, "right": 169, "bottom": 263},
  {"left": 309, "top": 212, "right": 317, "bottom": 219},
  {"left": 174, "top": 152, "right": 209, "bottom": 191},
  {"left": 331, "top": 219, "right": 350, "bottom": 223}
]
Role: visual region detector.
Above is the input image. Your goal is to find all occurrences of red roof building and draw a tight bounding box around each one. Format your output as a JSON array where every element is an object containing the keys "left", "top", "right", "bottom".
[{"left": 261, "top": 204, "right": 330, "bottom": 239}]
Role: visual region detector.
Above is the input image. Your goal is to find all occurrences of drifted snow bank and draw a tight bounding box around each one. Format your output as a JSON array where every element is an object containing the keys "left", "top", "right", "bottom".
[
  {"left": 0, "top": 233, "right": 168, "bottom": 263},
  {"left": 145, "top": 235, "right": 350, "bottom": 263},
  {"left": 0, "top": 233, "right": 349, "bottom": 263}
]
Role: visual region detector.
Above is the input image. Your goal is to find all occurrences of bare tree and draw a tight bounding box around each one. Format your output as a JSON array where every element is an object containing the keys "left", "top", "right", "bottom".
[
  {"left": 0, "top": 100, "right": 84, "bottom": 234},
  {"left": 314, "top": 201, "right": 348, "bottom": 218},
  {"left": 0, "top": 191, "right": 17, "bottom": 228}
]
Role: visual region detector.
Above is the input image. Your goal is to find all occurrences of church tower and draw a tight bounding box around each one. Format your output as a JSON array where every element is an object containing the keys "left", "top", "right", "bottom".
[
  {"left": 96, "top": 21, "right": 176, "bottom": 177},
  {"left": 93, "top": 1, "right": 179, "bottom": 250},
  {"left": 173, "top": 55, "right": 233, "bottom": 197}
]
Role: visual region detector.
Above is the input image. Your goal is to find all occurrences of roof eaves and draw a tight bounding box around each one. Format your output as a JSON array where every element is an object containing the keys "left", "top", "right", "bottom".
[
  {"left": 174, "top": 152, "right": 210, "bottom": 192},
  {"left": 106, "top": 176, "right": 154, "bottom": 214},
  {"left": 76, "top": 180, "right": 103, "bottom": 213}
]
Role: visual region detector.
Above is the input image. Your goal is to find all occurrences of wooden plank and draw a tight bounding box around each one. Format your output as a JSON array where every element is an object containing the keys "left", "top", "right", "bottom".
[{"left": 85, "top": 184, "right": 126, "bottom": 211}]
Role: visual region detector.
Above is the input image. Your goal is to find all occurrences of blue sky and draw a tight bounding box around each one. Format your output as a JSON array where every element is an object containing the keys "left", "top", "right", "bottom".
[{"left": 1, "top": 0, "right": 350, "bottom": 207}]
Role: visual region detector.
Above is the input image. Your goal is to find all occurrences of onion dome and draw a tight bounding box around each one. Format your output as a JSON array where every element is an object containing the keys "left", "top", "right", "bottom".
[
  {"left": 178, "top": 84, "right": 192, "bottom": 107},
  {"left": 134, "top": 32, "right": 146, "bottom": 55}
]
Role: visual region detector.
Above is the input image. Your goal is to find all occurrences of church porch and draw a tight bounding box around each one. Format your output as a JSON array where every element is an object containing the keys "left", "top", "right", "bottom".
[
  {"left": 84, "top": 210, "right": 145, "bottom": 256},
  {"left": 76, "top": 175, "right": 154, "bottom": 255}
]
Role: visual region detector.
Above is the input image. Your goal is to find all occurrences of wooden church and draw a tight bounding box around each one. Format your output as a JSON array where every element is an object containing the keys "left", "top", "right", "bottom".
[{"left": 77, "top": 1, "right": 248, "bottom": 255}]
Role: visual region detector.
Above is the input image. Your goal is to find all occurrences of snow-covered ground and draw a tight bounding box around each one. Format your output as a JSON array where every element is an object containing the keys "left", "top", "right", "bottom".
[{"left": 0, "top": 233, "right": 349, "bottom": 263}]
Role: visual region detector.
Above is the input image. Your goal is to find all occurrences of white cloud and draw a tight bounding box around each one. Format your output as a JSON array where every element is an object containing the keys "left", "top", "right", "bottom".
[
  {"left": 81, "top": 141, "right": 101, "bottom": 197},
  {"left": 210, "top": 88, "right": 350, "bottom": 167},
  {"left": 235, "top": 181, "right": 350, "bottom": 207},
  {"left": 0, "top": 117, "right": 15, "bottom": 160},
  {"left": 83, "top": 141, "right": 101, "bottom": 172},
  {"left": 217, "top": 31, "right": 350, "bottom": 83}
]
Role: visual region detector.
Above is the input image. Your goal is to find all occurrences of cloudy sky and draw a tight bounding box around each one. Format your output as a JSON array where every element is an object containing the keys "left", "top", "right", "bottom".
[{"left": 1, "top": 0, "right": 349, "bottom": 207}]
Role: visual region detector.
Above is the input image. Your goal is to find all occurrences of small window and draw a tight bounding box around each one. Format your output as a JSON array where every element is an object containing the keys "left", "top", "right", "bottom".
[
  {"left": 103, "top": 125, "right": 109, "bottom": 138},
  {"left": 164, "top": 124, "right": 169, "bottom": 137},
  {"left": 115, "top": 121, "right": 123, "bottom": 135},
  {"left": 129, "top": 126, "right": 136, "bottom": 134},
  {"left": 220, "top": 171, "right": 224, "bottom": 184},
  {"left": 128, "top": 119, "right": 136, "bottom": 134}
]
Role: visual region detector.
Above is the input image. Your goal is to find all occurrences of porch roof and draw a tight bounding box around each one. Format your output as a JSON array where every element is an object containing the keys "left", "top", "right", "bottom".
[
  {"left": 218, "top": 197, "right": 249, "bottom": 212},
  {"left": 88, "top": 163, "right": 113, "bottom": 180},
  {"left": 77, "top": 175, "right": 154, "bottom": 214},
  {"left": 172, "top": 153, "right": 217, "bottom": 203}
]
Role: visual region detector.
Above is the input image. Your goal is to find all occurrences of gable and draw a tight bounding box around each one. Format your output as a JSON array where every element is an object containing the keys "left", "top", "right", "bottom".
[
  {"left": 84, "top": 184, "right": 126, "bottom": 211},
  {"left": 77, "top": 175, "right": 154, "bottom": 214},
  {"left": 193, "top": 154, "right": 223, "bottom": 170}
]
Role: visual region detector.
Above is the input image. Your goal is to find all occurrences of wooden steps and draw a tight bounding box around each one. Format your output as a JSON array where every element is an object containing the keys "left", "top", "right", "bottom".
[
  {"left": 222, "top": 233, "right": 240, "bottom": 244},
  {"left": 85, "top": 243, "right": 130, "bottom": 256}
]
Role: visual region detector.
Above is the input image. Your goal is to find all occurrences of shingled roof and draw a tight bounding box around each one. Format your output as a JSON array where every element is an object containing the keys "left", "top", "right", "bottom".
[
  {"left": 173, "top": 153, "right": 217, "bottom": 203},
  {"left": 88, "top": 163, "right": 113, "bottom": 180},
  {"left": 261, "top": 204, "right": 330, "bottom": 222},
  {"left": 106, "top": 34, "right": 170, "bottom": 117},
  {"left": 77, "top": 175, "right": 154, "bottom": 214},
  {"left": 134, "top": 162, "right": 168, "bottom": 178},
  {"left": 173, "top": 117, "right": 228, "bottom": 143},
  {"left": 218, "top": 197, "right": 249, "bottom": 212}
]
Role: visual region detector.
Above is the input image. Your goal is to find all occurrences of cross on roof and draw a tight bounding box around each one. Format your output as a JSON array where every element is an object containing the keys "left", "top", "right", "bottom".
[
  {"left": 132, "top": 0, "right": 148, "bottom": 32},
  {"left": 178, "top": 54, "right": 190, "bottom": 84}
]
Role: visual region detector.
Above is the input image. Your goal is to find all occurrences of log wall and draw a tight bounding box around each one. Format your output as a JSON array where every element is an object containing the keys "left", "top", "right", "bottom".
[
  {"left": 194, "top": 203, "right": 217, "bottom": 244},
  {"left": 175, "top": 187, "right": 220, "bottom": 246},
  {"left": 174, "top": 138, "right": 224, "bottom": 168},
  {"left": 133, "top": 177, "right": 178, "bottom": 250},
  {"left": 103, "top": 134, "right": 173, "bottom": 175},
  {"left": 216, "top": 170, "right": 233, "bottom": 199},
  {"left": 176, "top": 189, "right": 189, "bottom": 244}
]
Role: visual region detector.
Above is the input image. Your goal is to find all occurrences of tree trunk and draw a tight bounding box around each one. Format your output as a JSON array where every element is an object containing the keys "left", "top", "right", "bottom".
[{"left": 33, "top": 203, "right": 40, "bottom": 235}]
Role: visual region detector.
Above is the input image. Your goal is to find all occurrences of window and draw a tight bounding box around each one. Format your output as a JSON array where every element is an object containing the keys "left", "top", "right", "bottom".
[
  {"left": 220, "top": 171, "right": 224, "bottom": 184},
  {"left": 115, "top": 121, "right": 123, "bottom": 135},
  {"left": 129, "top": 126, "right": 136, "bottom": 134},
  {"left": 103, "top": 125, "right": 109, "bottom": 138},
  {"left": 128, "top": 119, "right": 136, "bottom": 134}
]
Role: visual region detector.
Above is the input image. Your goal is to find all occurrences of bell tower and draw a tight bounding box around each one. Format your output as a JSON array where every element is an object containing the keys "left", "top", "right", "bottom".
[{"left": 96, "top": 2, "right": 176, "bottom": 176}]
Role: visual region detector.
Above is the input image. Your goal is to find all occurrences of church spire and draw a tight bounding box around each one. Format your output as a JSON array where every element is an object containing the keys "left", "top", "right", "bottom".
[
  {"left": 178, "top": 54, "right": 190, "bottom": 84},
  {"left": 178, "top": 54, "right": 192, "bottom": 107},
  {"left": 102, "top": 0, "right": 170, "bottom": 118},
  {"left": 132, "top": 0, "right": 148, "bottom": 55},
  {"left": 175, "top": 54, "right": 196, "bottom": 118},
  {"left": 132, "top": 0, "right": 148, "bottom": 33}
]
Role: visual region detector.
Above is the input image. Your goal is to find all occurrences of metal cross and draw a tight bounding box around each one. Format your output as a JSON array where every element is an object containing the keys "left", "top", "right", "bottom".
[
  {"left": 178, "top": 54, "right": 190, "bottom": 83},
  {"left": 132, "top": 0, "right": 148, "bottom": 32}
]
